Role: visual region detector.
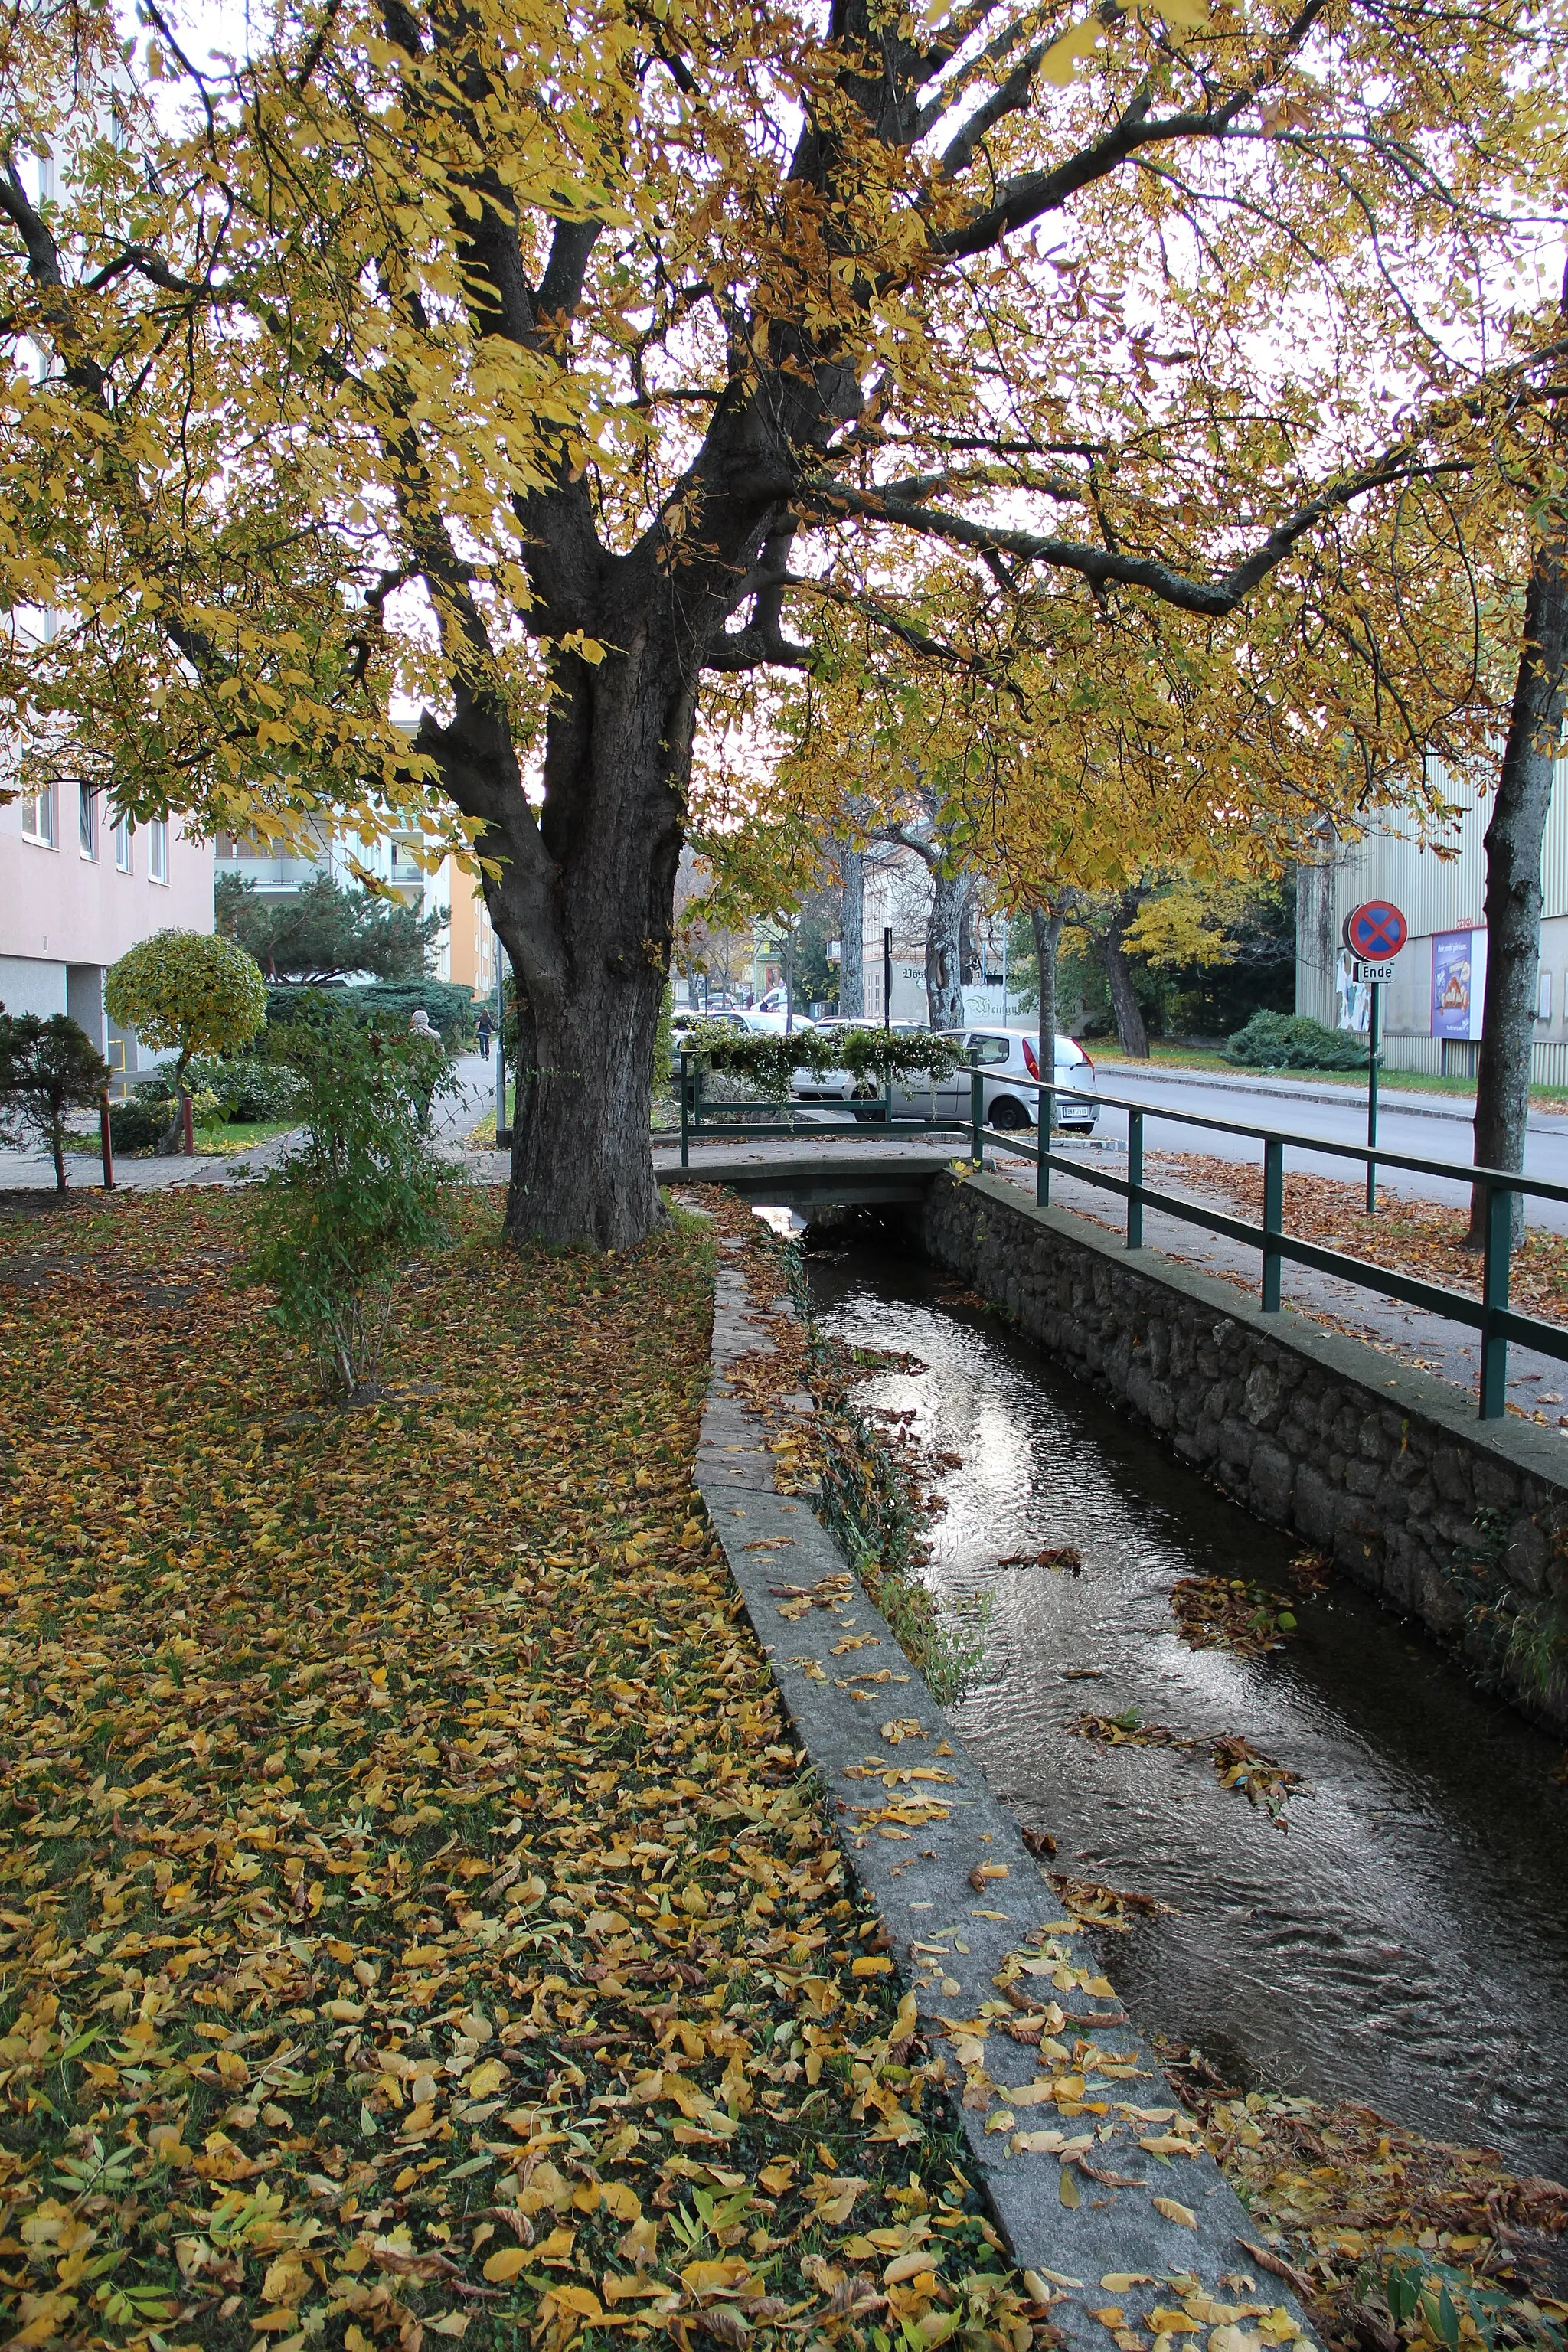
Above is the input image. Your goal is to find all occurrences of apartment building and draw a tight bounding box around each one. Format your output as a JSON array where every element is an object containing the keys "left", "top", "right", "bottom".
[{"left": 0, "top": 780, "right": 214, "bottom": 1086}]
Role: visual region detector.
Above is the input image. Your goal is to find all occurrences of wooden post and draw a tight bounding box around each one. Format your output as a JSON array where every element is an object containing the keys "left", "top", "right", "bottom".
[{"left": 99, "top": 1089, "right": 116, "bottom": 1191}]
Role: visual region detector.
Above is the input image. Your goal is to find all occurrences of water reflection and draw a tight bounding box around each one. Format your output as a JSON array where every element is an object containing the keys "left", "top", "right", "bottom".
[{"left": 808, "top": 1242, "right": 1568, "bottom": 2180}]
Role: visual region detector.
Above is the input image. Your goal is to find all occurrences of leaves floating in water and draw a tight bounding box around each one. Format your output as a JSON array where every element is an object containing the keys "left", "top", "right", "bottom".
[
  {"left": 1171, "top": 1575, "right": 1301, "bottom": 1655},
  {"left": 1068, "top": 1711, "right": 1184, "bottom": 1747},
  {"left": 1164, "top": 2043, "right": 1568, "bottom": 2350},
  {"left": 1066, "top": 1716, "right": 1305, "bottom": 1826},
  {"left": 1209, "top": 1733, "right": 1303, "bottom": 1827},
  {"left": 1047, "top": 1874, "right": 1174, "bottom": 1933},
  {"left": 998, "top": 1546, "right": 1083, "bottom": 1573}
]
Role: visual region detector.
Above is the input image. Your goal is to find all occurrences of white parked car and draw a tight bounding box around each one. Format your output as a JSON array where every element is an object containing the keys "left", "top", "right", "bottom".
[{"left": 892, "top": 1027, "right": 1098, "bottom": 1132}]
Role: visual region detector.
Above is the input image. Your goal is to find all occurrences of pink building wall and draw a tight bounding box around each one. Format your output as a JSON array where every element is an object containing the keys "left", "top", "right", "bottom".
[{"left": 0, "top": 788, "right": 214, "bottom": 1082}]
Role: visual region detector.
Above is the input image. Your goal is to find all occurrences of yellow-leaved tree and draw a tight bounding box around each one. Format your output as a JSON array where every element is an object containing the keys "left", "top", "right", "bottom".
[{"left": 2, "top": 0, "right": 1563, "bottom": 1243}]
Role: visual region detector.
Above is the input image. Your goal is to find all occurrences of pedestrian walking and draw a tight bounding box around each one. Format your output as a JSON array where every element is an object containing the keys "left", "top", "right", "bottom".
[{"left": 475, "top": 1008, "right": 494, "bottom": 1063}]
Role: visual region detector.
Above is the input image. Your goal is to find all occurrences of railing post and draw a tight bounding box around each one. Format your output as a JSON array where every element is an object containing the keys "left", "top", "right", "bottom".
[
  {"left": 1127, "top": 1107, "right": 1144, "bottom": 1250},
  {"left": 1479, "top": 1180, "right": 1512, "bottom": 1419},
  {"left": 1262, "top": 1136, "right": 1282, "bottom": 1312},
  {"left": 680, "top": 1050, "right": 690, "bottom": 1170},
  {"left": 1036, "top": 1080, "right": 1051, "bottom": 1207},
  {"left": 970, "top": 1063, "right": 983, "bottom": 1168}
]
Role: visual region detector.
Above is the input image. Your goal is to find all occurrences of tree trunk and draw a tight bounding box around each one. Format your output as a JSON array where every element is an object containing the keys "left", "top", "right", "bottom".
[
  {"left": 479, "top": 644, "right": 688, "bottom": 1252},
  {"left": 49, "top": 1105, "right": 67, "bottom": 1193},
  {"left": 926, "top": 865, "right": 972, "bottom": 1030},
  {"left": 1031, "top": 903, "right": 1067, "bottom": 1111},
  {"left": 1102, "top": 894, "right": 1150, "bottom": 1057},
  {"left": 838, "top": 845, "right": 865, "bottom": 1018},
  {"left": 1468, "top": 534, "right": 1568, "bottom": 1248}
]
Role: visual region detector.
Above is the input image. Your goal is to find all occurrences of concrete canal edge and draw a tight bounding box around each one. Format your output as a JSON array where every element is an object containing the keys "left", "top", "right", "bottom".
[
  {"left": 918, "top": 1173, "right": 1568, "bottom": 1741},
  {"left": 694, "top": 1226, "right": 1317, "bottom": 2352}
]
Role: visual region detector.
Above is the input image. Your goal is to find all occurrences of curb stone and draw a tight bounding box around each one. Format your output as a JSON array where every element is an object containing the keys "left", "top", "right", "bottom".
[{"left": 694, "top": 1228, "right": 1317, "bottom": 2352}]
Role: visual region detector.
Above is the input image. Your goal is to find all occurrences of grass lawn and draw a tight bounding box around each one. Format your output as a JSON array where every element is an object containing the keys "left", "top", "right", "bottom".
[
  {"left": 1094, "top": 1043, "right": 1568, "bottom": 1110},
  {"left": 0, "top": 1188, "right": 1031, "bottom": 2352},
  {"left": 65, "top": 1121, "right": 298, "bottom": 1162}
]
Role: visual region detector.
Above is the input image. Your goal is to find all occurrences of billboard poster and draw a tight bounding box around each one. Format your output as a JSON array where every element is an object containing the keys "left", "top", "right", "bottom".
[{"left": 1432, "top": 929, "right": 1485, "bottom": 1040}]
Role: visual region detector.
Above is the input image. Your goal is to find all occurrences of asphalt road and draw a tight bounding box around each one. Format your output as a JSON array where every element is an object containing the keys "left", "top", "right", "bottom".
[{"left": 1077, "top": 1064, "right": 1568, "bottom": 1233}]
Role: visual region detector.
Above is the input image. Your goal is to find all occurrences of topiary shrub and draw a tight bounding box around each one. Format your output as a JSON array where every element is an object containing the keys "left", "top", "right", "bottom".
[
  {"left": 105, "top": 932, "right": 269, "bottom": 1137},
  {"left": 1225, "top": 1010, "right": 1373, "bottom": 1071}
]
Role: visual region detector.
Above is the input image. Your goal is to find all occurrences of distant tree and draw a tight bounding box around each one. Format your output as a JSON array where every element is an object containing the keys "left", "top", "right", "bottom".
[
  {"left": 105, "top": 933, "right": 268, "bottom": 1132},
  {"left": 217, "top": 872, "right": 444, "bottom": 983},
  {"left": 0, "top": 1008, "right": 109, "bottom": 1192}
]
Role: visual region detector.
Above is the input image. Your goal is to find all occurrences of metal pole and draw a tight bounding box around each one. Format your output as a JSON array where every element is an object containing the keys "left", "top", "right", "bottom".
[
  {"left": 1365, "top": 978, "right": 1380, "bottom": 1214},
  {"left": 1262, "top": 1136, "right": 1283, "bottom": 1312},
  {"left": 680, "top": 1050, "right": 690, "bottom": 1170},
  {"left": 181, "top": 1090, "right": 194, "bottom": 1155},
  {"left": 99, "top": 1089, "right": 115, "bottom": 1191},
  {"left": 494, "top": 947, "right": 508, "bottom": 1148},
  {"left": 1126, "top": 1108, "right": 1144, "bottom": 1250},
  {"left": 1479, "top": 1181, "right": 1512, "bottom": 1419},
  {"left": 883, "top": 926, "right": 892, "bottom": 1032}
]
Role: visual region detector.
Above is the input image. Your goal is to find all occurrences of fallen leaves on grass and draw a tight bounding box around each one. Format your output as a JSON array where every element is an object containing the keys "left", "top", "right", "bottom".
[{"left": 0, "top": 1189, "right": 1041, "bottom": 2352}]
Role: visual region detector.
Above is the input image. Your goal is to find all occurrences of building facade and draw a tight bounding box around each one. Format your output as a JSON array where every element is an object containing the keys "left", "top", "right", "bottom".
[
  {"left": 1296, "top": 747, "right": 1568, "bottom": 1082},
  {"left": 0, "top": 782, "right": 214, "bottom": 1086},
  {"left": 214, "top": 822, "right": 496, "bottom": 998}
]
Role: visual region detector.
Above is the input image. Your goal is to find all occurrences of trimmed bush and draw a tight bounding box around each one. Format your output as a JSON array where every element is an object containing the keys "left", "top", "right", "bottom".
[
  {"left": 683, "top": 1021, "right": 967, "bottom": 1102},
  {"left": 264, "top": 979, "right": 473, "bottom": 1043},
  {"left": 1225, "top": 1011, "right": 1373, "bottom": 1070},
  {"left": 184, "top": 1056, "right": 305, "bottom": 1122}
]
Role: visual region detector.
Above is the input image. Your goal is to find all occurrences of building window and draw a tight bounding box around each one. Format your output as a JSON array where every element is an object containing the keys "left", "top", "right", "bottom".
[
  {"left": 114, "top": 813, "right": 132, "bottom": 872},
  {"left": 79, "top": 784, "right": 98, "bottom": 860},
  {"left": 148, "top": 817, "right": 168, "bottom": 884},
  {"left": 20, "top": 779, "right": 54, "bottom": 845}
]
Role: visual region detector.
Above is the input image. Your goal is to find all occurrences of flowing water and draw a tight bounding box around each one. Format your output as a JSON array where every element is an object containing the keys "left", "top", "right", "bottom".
[{"left": 805, "top": 1239, "right": 1568, "bottom": 2183}]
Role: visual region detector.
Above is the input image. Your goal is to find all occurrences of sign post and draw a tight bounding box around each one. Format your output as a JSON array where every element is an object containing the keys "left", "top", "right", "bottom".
[{"left": 1343, "top": 901, "right": 1408, "bottom": 1214}]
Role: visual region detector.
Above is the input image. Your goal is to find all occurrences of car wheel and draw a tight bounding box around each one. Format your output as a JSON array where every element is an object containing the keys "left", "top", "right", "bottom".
[{"left": 989, "top": 1096, "right": 1031, "bottom": 1130}]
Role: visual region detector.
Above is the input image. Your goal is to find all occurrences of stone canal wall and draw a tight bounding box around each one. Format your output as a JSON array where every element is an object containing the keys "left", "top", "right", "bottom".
[{"left": 919, "top": 1172, "right": 1568, "bottom": 1737}]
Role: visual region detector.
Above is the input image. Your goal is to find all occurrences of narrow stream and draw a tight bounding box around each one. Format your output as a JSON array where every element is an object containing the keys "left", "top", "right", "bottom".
[{"left": 806, "top": 1238, "right": 1568, "bottom": 2184}]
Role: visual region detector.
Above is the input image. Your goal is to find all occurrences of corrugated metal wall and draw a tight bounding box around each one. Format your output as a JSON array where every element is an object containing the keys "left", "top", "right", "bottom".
[{"left": 1297, "top": 750, "right": 1568, "bottom": 1083}]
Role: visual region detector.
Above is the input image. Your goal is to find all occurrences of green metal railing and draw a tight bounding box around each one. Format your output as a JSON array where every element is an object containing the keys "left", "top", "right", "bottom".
[{"left": 675, "top": 1050, "right": 1568, "bottom": 1422}]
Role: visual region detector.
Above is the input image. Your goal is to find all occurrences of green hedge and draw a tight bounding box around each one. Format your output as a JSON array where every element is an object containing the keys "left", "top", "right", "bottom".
[
  {"left": 1224, "top": 1011, "right": 1373, "bottom": 1071},
  {"left": 263, "top": 980, "right": 475, "bottom": 1043},
  {"left": 682, "top": 1021, "right": 969, "bottom": 1101}
]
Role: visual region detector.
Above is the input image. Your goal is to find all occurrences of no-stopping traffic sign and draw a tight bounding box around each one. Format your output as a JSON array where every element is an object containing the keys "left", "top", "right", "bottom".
[{"left": 1343, "top": 900, "right": 1408, "bottom": 962}]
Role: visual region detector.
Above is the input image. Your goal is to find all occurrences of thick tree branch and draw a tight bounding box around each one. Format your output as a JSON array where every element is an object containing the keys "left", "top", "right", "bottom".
[{"left": 800, "top": 447, "right": 1477, "bottom": 616}]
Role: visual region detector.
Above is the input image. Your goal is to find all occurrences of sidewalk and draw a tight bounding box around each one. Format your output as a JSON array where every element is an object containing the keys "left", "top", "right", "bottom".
[
  {"left": 988, "top": 1146, "right": 1568, "bottom": 1429},
  {"left": 0, "top": 1053, "right": 498, "bottom": 1194},
  {"left": 1095, "top": 1057, "right": 1568, "bottom": 1133}
]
